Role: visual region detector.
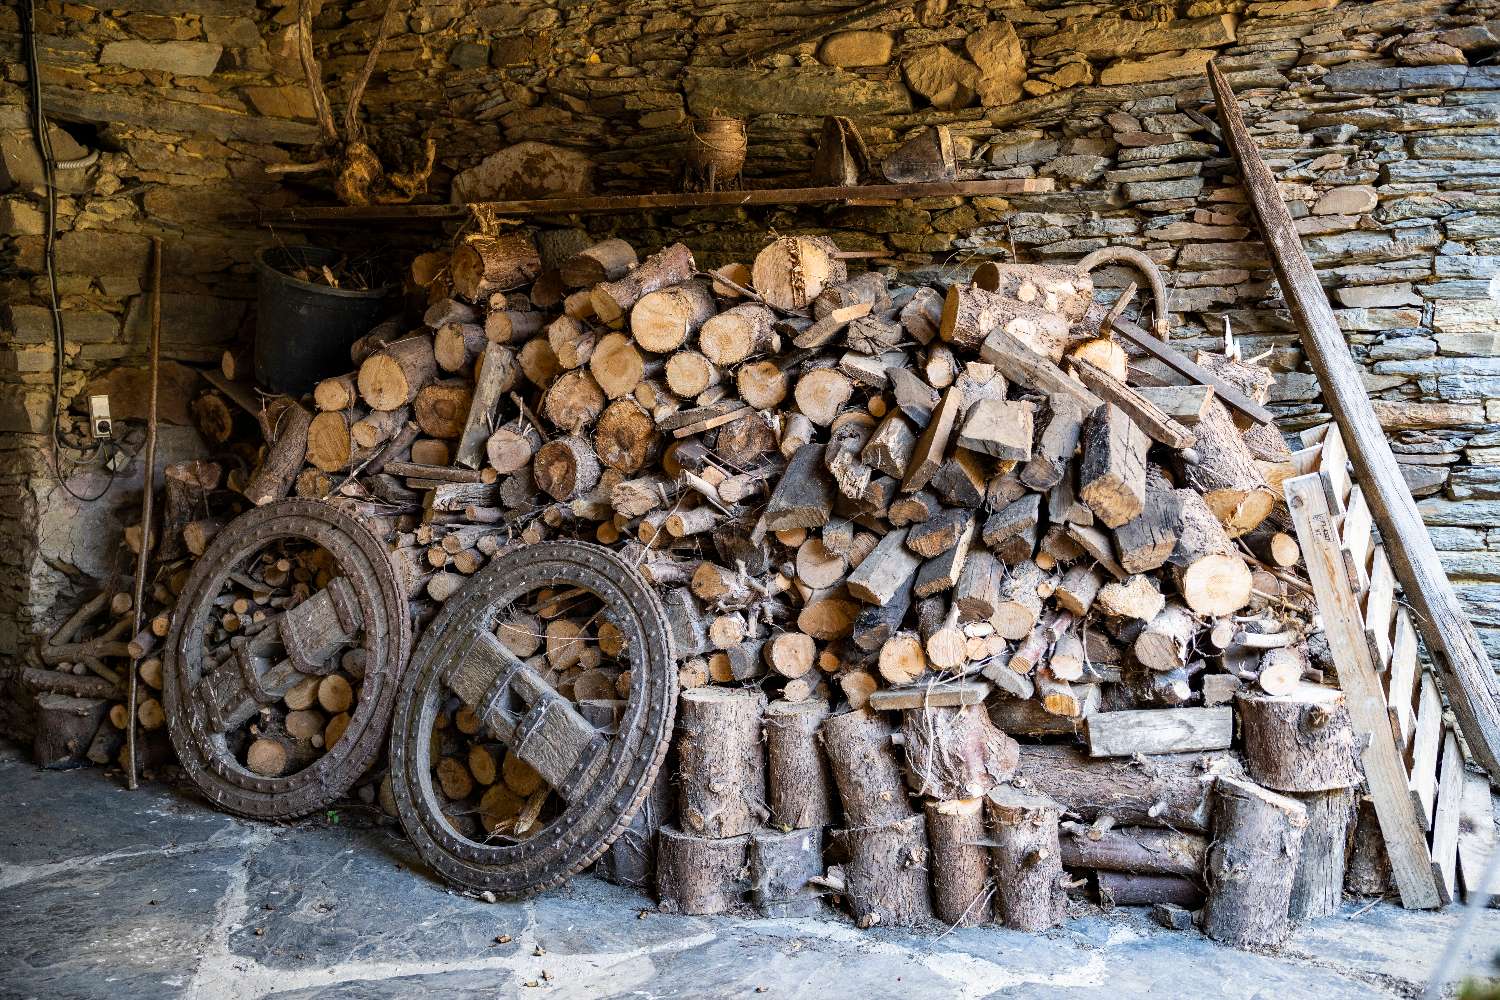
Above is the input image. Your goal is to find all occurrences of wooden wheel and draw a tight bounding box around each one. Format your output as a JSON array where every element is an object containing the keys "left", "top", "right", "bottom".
[
  {"left": 164, "top": 500, "right": 411, "bottom": 819},
  {"left": 387, "top": 541, "right": 677, "bottom": 897}
]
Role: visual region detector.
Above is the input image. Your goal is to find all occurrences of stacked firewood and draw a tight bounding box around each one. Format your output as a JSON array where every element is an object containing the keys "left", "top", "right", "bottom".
[{"left": 94, "top": 226, "right": 1357, "bottom": 945}]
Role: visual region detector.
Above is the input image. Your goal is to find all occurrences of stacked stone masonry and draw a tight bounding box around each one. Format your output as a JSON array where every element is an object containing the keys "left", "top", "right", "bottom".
[{"left": 4, "top": 0, "right": 1500, "bottom": 737}]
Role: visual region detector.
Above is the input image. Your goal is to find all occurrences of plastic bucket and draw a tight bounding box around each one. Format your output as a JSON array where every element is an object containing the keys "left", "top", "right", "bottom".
[{"left": 254, "top": 246, "right": 395, "bottom": 395}]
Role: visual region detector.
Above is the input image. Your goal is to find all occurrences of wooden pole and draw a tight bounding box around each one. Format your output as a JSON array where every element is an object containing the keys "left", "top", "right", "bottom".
[
  {"left": 127, "top": 236, "right": 163, "bottom": 791},
  {"left": 1208, "top": 59, "right": 1500, "bottom": 782}
]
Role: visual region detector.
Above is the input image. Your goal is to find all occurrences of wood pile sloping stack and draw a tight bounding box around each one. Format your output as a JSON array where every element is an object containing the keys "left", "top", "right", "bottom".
[{"left": 78, "top": 227, "right": 1375, "bottom": 945}]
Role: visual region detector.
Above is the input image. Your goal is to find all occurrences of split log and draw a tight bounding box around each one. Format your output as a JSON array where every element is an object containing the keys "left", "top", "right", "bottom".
[
  {"left": 1020, "top": 398, "right": 1087, "bottom": 492},
  {"left": 835, "top": 814, "right": 933, "bottom": 928},
  {"left": 1202, "top": 775, "right": 1308, "bottom": 949},
  {"left": 1236, "top": 685, "right": 1362, "bottom": 793},
  {"left": 591, "top": 243, "right": 695, "bottom": 325},
  {"left": 677, "top": 687, "right": 767, "bottom": 839},
  {"left": 1078, "top": 405, "right": 1149, "bottom": 529},
  {"left": 764, "top": 699, "right": 834, "bottom": 829},
  {"left": 986, "top": 786, "right": 1066, "bottom": 932},
  {"left": 657, "top": 826, "right": 749, "bottom": 915},
  {"left": 899, "top": 703, "right": 1018, "bottom": 799},
  {"left": 925, "top": 798, "right": 994, "bottom": 927},
  {"left": 157, "top": 460, "right": 219, "bottom": 562}
]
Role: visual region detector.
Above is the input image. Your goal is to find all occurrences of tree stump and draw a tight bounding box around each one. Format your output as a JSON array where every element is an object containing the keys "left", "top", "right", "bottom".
[
  {"left": 986, "top": 786, "right": 1065, "bottom": 932},
  {"left": 764, "top": 699, "right": 834, "bottom": 829},
  {"left": 677, "top": 687, "right": 767, "bottom": 839},
  {"left": 835, "top": 814, "right": 933, "bottom": 928},
  {"left": 1236, "top": 685, "right": 1362, "bottom": 793},
  {"left": 656, "top": 825, "right": 750, "bottom": 915},
  {"left": 1203, "top": 775, "right": 1308, "bottom": 948},
  {"left": 925, "top": 798, "right": 994, "bottom": 926},
  {"left": 820, "top": 708, "right": 913, "bottom": 827}
]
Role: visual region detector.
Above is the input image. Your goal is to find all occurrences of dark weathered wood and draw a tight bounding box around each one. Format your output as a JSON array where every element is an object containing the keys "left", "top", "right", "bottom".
[
  {"left": 1110, "top": 316, "right": 1273, "bottom": 427},
  {"left": 1211, "top": 59, "right": 1500, "bottom": 781},
  {"left": 254, "top": 179, "right": 1055, "bottom": 224},
  {"left": 750, "top": 826, "right": 825, "bottom": 917}
]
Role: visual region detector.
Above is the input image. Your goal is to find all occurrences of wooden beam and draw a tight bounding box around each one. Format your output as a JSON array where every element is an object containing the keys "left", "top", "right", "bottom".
[
  {"left": 1284, "top": 471, "right": 1442, "bottom": 908},
  {"left": 249, "top": 179, "right": 1055, "bottom": 225},
  {"left": 1068, "top": 357, "right": 1195, "bottom": 449},
  {"left": 1110, "top": 315, "right": 1274, "bottom": 427},
  {"left": 1210, "top": 58, "right": 1500, "bottom": 782}
]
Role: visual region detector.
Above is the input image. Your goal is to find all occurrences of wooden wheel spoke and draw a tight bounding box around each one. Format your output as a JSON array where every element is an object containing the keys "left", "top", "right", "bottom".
[
  {"left": 195, "top": 577, "right": 363, "bottom": 734},
  {"left": 447, "top": 629, "right": 604, "bottom": 800}
]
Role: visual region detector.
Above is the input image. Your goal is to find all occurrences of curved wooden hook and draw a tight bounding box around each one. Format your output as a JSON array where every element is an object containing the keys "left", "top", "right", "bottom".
[{"left": 1079, "top": 246, "right": 1171, "bottom": 338}]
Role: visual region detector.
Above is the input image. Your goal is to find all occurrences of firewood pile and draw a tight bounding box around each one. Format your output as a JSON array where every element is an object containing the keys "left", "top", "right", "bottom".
[{"left": 32, "top": 226, "right": 1381, "bottom": 948}]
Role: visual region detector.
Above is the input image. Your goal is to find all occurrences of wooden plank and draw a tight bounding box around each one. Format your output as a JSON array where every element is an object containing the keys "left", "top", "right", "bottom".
[
  {"left": 1068, "top": 358, "right": 1195, "bottom": 449},
  {"left": 1364, "top": 546, "right": 1395, "bottom": 668},
  {"left": 1084, "top": 707, "right": 1233, "bottom": 757},
  {"left": 1284, "top": 471, "right": 1441, "bottom": 907},
  {"left": 1212, "top": 59, "right": 1500, "bottom": 783},
  {"left": 1412, "top": 673, "right": 1444, "bottom": 829},
  {"left": 252, "top": 179, "right": 1056, "bottom": 225},
  {"left": 1319, "top": 423, "right": 1352, "bottom": 510},
  {"left": 1289, "top": 443, "right": 1322, "bottom": 476},
  {"left": 1431, "top": 730, "right": 1464, "bottom": 905},
  {"left": 1109, "top": 316, "right": 1274, "bottom": 427},
  {"left": 1388, "top": 607, "right": 1420, "bottom": 753},
  {"left": 1341, "top": 486, "right": 1373, "bottom": 595},
  {"left": 1458, "top": 768, "right": 1497, "bottom": 904},
  {"left": 867, "top": 679, "right": 990, "bottom": 711}
]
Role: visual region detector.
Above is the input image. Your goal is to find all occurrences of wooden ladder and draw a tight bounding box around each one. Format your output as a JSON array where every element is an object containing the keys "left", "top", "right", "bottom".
[{"left": 1286, "top": 423, "right": 1492, "bottom": 908}]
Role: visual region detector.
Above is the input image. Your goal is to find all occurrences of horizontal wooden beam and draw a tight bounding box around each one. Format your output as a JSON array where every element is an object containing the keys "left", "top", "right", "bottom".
[{"left": 245, "top": 178, "right": 1055, "bottom": 225}]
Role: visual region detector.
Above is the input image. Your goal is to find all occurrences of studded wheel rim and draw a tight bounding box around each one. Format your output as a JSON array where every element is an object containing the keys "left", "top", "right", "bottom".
[
  {"left": 164, "top": 500, "right": 411, "bottom": 819},
  {"left": 388, "top": 540, "right": 677, "bottom": 896}
]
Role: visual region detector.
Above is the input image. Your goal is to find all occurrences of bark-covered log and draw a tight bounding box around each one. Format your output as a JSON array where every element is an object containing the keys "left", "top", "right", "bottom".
[
  {"left": 1011, "top": 745, "right": 1239, "bottom": 833},
  {"left": 764, "top": 699, "right": 834, "bottom": 830},
  {"left": 750, "top": 826, "right": 825, "bottom": 917},
  {"left": 677, "top": 687, "right": 767, "bottom": 839},
  {"left": 820, "top": 708, "right": 913, "bottom": 827},
  {"left": 1202, "top": 775, "right": 1308, "bottom": 948},
  {"left": 899, "top": 704, "right": 1018, "bottom": 799},
  {"left": 1237, "top": 685, "right": 1362, "bottom": 793},
  {"left": 657, "top": 825, "right": 750, "bottom": 915},
  {"left": 925, "top": 797, "right": 994, "bottom": 927},
  {"left": 835, "top": 814, "right": 933, "bottom": 928},
  {"left": 986, "top": 786, "right": 1065, "bottom": 931}
]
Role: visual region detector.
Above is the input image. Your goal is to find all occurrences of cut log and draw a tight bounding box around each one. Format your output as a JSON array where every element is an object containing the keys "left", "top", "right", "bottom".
[
  {"left": 1060, "top": 825, "right": 1207, "bottom": 878},
  {"left": 1236, "top": 685, "right": 1362, "bottom": 793},
  {"left": 1020, "top": 397, "right": 1087, "bottom": 492},
  {"left": 413, "top": 380, "right": 472, "bottom": 440},
  {"left": 631, "top": 280, "right": 716, "bottom": 353},
  {"left": 700, "top": 304, "right": 776, "bottom": 366},
  {"left": 992, "top": 559, "right": 1048, "bottom": 640},
  {"left": 1202, "top": 775, "right": 1308, "bottom": 949},
  {"left": 972, "top": 261, "right": 1093, "bottom": 322},
  {"left": 593, "top": 398, "right": 658, "bottom": 474},
  {"left": 532, "top": 435, "right": 601, "bottom": 501},
  {"left": 941, "top": 284, "right": 1074, "bottom": 357},
  {"left": 1012, "top": 744, "right": 1237, "bottom": 833},
  {"left": 1096, "top": 872, "right": 1204, "bottom": 909},
  {"left": 1087, "top": 708, "right": 1232, "bottom": 757},
  {"left": 1133, "top": 603, "right": 1199, "bottom": 673},
  {"left": 663, "top": 350, "right": 720, "bottom": 398},
  {"left": 358, "top": 336, "right": 438, "bottom": 411},
  {"left": 591, "top": 243, "right": 695, "bottom": 325},
  {"left": 877, "top": 632, "right": 928, "bottom": 686},
  {"left": 762, "top": 443, "right": 834, "bottom": 533},
  {"left": 819, "top": 708, "right": 913, "bottom": 827},
  {"left": 486, "top": 309, "right": 546, "bottom": 345},
  {"left": 677, "top": 687, "right": 766, "bottom": 839},
  {"left": 764, "top": 699, "right": 834, "bottom": 830},
  {"left": 561, "top": 238, "right": 637, "bottom": 288},
  {"left": 835, "top": 814, "right": 933, "bottom": 928},
  {"left": 1289, "top": 786, "right": 1358, "bottom": 921},
  {"left": 957, "top": 398, "right": 1033, "bottom": 461},
  {"left": 450, "top": 233, "right": 541, "bottom": 300},
  {"left": 986, "top": 785, "right": 1066, "bottom": 932},
  {"left": 657, "top": 825, "right": 750, "bottom": 915},
  {"left": 925, "top": 798, "right": 994, "bottom": 927},
  {"left": 794, "top": 369, "right": 854, "bottom": 427},
  {"left": 752, "top": 236, "right": 846, "bottom": 312},
  {"left": 899, "top": 703, "right": 1018, "bottom": 799},
  {"left": 750, "top": 826, "right": 825, "bottom": 917},
  {"left": 846, "top": 529, "right": 922, "bottom": 606},
  {"left": 1180, "top": 399, "right": 1275, "bottom": 537},
  {"left": 243, "top": 399, "right": 312, "bottom": 505}
]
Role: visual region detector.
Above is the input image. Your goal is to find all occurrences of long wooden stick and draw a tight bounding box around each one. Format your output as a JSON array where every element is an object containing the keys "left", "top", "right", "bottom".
[
  {"left": 1209, "top": 59, "right": 1500, "bottom": 781},
  {"left": 127, "top": 236, "right": 164, "bottom": 790}
]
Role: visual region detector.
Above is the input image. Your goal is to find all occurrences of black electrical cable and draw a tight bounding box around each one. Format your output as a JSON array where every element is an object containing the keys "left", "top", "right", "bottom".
[{"left": 22, "top": 0, "right": 115, "bottom": 503}]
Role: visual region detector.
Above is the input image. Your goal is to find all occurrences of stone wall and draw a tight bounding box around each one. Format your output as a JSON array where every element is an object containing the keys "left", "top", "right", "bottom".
[{"left": 3, "top": 0, "right": 1500, "bottom": 739}]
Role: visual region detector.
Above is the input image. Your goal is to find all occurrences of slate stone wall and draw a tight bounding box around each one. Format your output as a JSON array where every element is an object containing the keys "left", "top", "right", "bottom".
[{"left": 3, "top": 0, "right": 1500, "bottom": 737}]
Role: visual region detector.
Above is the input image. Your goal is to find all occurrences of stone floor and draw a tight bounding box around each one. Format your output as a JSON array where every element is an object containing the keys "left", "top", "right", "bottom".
[{"left": 1, "top": 743, "right": 1498, "bottom": 1000}]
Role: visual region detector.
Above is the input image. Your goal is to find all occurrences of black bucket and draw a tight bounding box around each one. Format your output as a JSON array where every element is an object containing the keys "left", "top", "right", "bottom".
[{"left": 254, "top": 246, "right": 396, "bottom": 396}]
